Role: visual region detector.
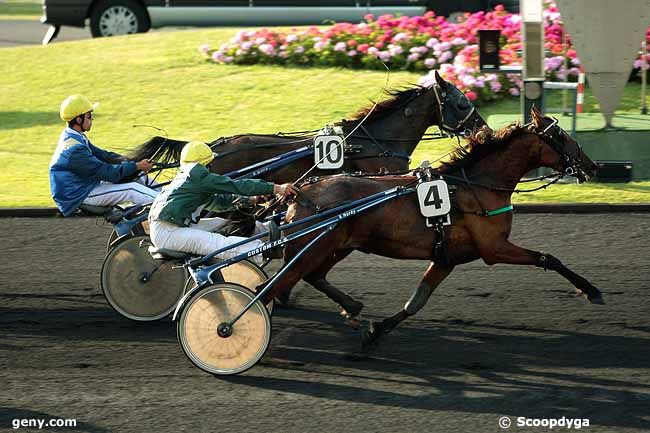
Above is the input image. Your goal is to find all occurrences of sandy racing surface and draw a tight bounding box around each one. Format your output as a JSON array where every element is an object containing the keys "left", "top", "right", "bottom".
[{"left": 1, "top": 215, "right": 649, "bottom": 432}]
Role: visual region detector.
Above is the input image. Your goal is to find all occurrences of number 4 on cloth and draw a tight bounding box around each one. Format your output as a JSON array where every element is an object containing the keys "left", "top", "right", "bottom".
[{"left": 417, "top": 180, "right": 451, "bottom": 218}]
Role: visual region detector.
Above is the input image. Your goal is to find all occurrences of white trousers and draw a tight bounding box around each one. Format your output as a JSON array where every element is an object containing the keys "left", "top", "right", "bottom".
[
  {"left": 83, "top": 175, "right": 159, "bottom": 207},
  {"left": 149, "top": 217, "right": 267, "bottom": 264}
]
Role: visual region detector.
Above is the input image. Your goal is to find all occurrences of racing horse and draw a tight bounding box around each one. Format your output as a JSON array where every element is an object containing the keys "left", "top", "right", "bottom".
[
  {"left": 264, "top": 106, "right": 602, "bottom": 346},
  {"left": 129, "top": 72, "right": 485, "bottom": 182}
]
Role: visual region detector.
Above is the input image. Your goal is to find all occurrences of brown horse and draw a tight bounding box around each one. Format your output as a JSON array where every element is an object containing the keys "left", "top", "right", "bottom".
[
  {"left": 130, "top": 71, "right": 485, "bottom": 183},
  {"left": 263, "top": 106, "right": 602, "bottom": 347}
]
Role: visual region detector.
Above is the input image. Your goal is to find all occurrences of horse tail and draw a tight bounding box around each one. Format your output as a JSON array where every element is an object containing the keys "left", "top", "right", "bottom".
[{"left": 128, "top": 136, "right": 187, "bottom": 163}]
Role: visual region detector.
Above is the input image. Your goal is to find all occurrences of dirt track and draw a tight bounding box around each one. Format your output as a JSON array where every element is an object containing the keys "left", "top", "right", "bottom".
[{"left": 1, "top": 215, "right": 649, "bottom": 433}]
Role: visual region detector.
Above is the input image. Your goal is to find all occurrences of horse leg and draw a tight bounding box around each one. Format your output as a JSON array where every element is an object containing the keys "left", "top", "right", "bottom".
[
  {"left": 263, "top": 232, "right": 343, "bottom": 305},
  {"left": 362, "top": 262, "right": 453, "bottom": 348},
  {"left": 301, "top": 249, "right": 365, "bottom": 326},
  {"left": 481, "top": 240, "right": 604, "bottom": 304}
]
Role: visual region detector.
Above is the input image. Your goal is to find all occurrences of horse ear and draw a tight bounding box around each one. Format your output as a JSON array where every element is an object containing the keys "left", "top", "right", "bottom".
[{"left": 434, "top": 70, "right": 446, "bottom": 88}]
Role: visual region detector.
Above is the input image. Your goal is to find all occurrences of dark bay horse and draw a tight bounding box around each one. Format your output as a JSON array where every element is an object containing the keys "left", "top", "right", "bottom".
[
  {"left": 264, "top": 106, "right": 602, "bottom": 347},
  {"left": 130, "top": 72, "right": 486, "bottom": 183}
]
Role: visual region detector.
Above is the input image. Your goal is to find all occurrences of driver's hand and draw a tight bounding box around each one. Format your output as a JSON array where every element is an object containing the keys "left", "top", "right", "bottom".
[
  {"left": 273, "top": 183, "right": 299, "bottom": 198},
  {"left": 136, "top": 159, "right": 154, "bottom": 173}
]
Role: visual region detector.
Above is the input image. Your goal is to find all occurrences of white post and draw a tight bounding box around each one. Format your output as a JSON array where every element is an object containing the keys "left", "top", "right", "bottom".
[{"left": 642, "top": 40, "right": 648, "bottom": 115}]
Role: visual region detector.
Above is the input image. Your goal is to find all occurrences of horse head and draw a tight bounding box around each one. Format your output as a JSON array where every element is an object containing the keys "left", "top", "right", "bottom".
[
  {"left": 529, "top": 106, "right": 597, "bottom": 183},
  {"left": 431, "top": 70, "right": 488, "bottom": 135}
]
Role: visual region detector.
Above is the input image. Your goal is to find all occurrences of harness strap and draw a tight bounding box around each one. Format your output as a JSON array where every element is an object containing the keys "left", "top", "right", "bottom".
[{"left": 482, "top": 204, "right": 514, "bottom": 217}]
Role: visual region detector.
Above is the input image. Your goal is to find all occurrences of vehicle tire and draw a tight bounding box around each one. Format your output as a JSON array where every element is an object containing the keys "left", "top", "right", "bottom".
[
  {"left": 183, "top": 260, "right": 273, "bottom": 314},
  {"left": 178, "top": 283, "right": 272, "bottom": 375},
  {"left": 101, "top": 235, "right": 188, "bottom": 321},
  {"left": 90, "top": 0, "right": 150, "bottom": 38}
]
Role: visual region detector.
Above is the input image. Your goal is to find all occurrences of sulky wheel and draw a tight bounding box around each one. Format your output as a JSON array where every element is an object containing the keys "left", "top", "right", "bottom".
[
  {"left": 101, "top": 235, "right": 187, "bottom": 321},
  {"left": 178, "top": 283, "right": 271, "bottom": 375},
  {"left": 105, "top": 221, "right": 146, "bottom": 253},
  {"left": 184, "top": 259, "right": 273, "bottom": 314}
]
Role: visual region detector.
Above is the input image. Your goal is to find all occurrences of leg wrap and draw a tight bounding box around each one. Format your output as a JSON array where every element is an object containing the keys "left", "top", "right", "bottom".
[
  {"left": 404, "top": 282, "right": 434, "bottom": 315},
  {"left": 536, "top": 253, "right": 563, "bottom": 271}
]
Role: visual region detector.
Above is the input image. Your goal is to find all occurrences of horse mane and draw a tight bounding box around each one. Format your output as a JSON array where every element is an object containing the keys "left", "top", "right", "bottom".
[
  {"left": 438, "top": 123, "right": 528, "bottom": 173},
  {"left": 341, "top": 85, "right": 425, "bottom": 126}
]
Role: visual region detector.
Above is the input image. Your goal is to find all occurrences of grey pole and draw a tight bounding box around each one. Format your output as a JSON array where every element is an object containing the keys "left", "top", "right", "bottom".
[{"left": 642, "top": 40, "right": 648, "bottom": 115}]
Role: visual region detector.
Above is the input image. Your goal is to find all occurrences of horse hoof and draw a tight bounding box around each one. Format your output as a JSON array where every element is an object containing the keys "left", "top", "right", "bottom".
[
  {"left": 589, "top": 294, "right": 605, "bottom": 305},
  {"left": 275, "top": 291, "right": 293, "bottom": 308},
  {"left": 361, "top": 321, "right": 380, "bottom": 351},
  {"left": 341, "top": 312, "right": 362, "bottom": 329},
  {"left": 347, "top": 301, "right": 364, "bottom": 317},
  {"left": 575, "top": 289, "right": 605, "bottom": 305}
]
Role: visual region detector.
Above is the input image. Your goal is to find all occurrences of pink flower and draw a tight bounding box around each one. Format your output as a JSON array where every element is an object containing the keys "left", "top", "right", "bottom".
[
  {"left": 347, "top": 39, "right": 358, "bottom": 47},
  {"left": 198, "top": 44, "right": 210, "bottom": 54},
  {"left": 347, "top": 50, "right": 358, "bottom": 57},
  {"left": 466, "top": 91, "right": 478, "bottom": 101},
  {"left": 259, "top": 44, "right": 276, "bottom": 56},
  {"left": 407, "top": 53, "right": 420, "bottom": 62},
  {"left": 438, "top": 51, "right": 453, "bottom": 63},
  {"left": 388, "top": 45, "right": 403, "bottom": 56},
  {"left": 334, "top": 42, "right": 347, "bottom": 52},
  {"left": 509, "top": 87, "right": 520, "bottom": 96},
  {"left": 426, "top": 37, "right": 439, "bottom": 48},
  {"left": 286, "top": 34, "right": 298, "bottom": 43},
  {"left": 424, "top": 58, "right": 437, "bottom": 68},
  {"left": 294, "top": 46, "right": 305, "bottom": 54},
  {"left": 358, "top": 43, "right": 370, "bottom": 53},
  {"left": 368, "top": 46, "right": 379, "bottom": 56}
]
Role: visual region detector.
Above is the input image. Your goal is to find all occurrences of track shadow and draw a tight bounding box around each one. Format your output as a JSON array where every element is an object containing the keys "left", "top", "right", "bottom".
[
  {"left": 0, "top": 111, "right": 60, "bottom": 130},
  {"left": 0, "top": 306, "right": 176, "bottom": 343},
  {"left": 224, "top": 307, "right": 650, "bottom": 431}
]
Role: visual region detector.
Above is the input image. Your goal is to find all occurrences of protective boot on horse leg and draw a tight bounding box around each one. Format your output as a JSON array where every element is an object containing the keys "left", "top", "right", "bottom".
[
  {"left": 362, "top": 262, "right": 453, "bottom": 348},
  {"left": 536, "top": 253, "right": 604, "bottom": 304}
]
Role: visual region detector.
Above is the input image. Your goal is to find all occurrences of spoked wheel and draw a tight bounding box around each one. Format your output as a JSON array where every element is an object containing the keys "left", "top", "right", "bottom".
[
  {"left": 184, "top": 259, "right": 273, "bottom": 314},
  {"left": 105, "top": 222, "right": 146, "bottom": 253},
  {"left": 101, "top": 235, "right": 188, "bottom": 321},
  {"left": 178, "top": 283, "right": 271, "bottom": 375}
]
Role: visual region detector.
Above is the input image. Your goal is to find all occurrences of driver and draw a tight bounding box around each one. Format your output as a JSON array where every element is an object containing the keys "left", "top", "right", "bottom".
[
  {"left": 148, "top": 141, "right": 298, "bottom": 262},
  {"left": 49, "top": 95, "right": 159, "bottom": 216}
]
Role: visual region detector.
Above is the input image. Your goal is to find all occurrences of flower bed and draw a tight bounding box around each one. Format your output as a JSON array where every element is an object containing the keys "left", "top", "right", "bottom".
[{"left": 199, "top": 1, "right": 650, "bottom": 104}]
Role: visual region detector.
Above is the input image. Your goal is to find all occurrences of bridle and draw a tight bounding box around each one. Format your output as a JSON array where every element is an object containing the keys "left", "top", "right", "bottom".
[
  {"left": 349, "top": 84, "right": 481, "bottom": 163},
  {"left": 430, "top": 82, "right": 479, "bottom": 136},
  {"left": 527, "top": 117, "right": 585, "bottom": 179}
]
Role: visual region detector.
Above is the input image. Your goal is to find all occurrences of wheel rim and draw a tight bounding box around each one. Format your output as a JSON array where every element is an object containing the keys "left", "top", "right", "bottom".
[
  {"left": 184, "top": 260, "right": 273, "bottom": 314},
  {"left": 101, "top": 236, "right": 187, "bottom": 321},
  {"left": 99, "top": 6, "right": 138, "bottom": 36},
  {"left": 179, "top": 283, "right": 271, "bottom": 375},
  {"left": 106, "top": 230, "right": 119, "bottom": 253}
]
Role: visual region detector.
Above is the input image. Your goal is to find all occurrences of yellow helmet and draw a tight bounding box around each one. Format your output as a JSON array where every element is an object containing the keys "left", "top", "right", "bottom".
[
  {"left": 180, "top": 141, "right": 216, "bottom": 166},
  {"left": 60, "top": 95, "right": 99, "bottom": 122}
]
